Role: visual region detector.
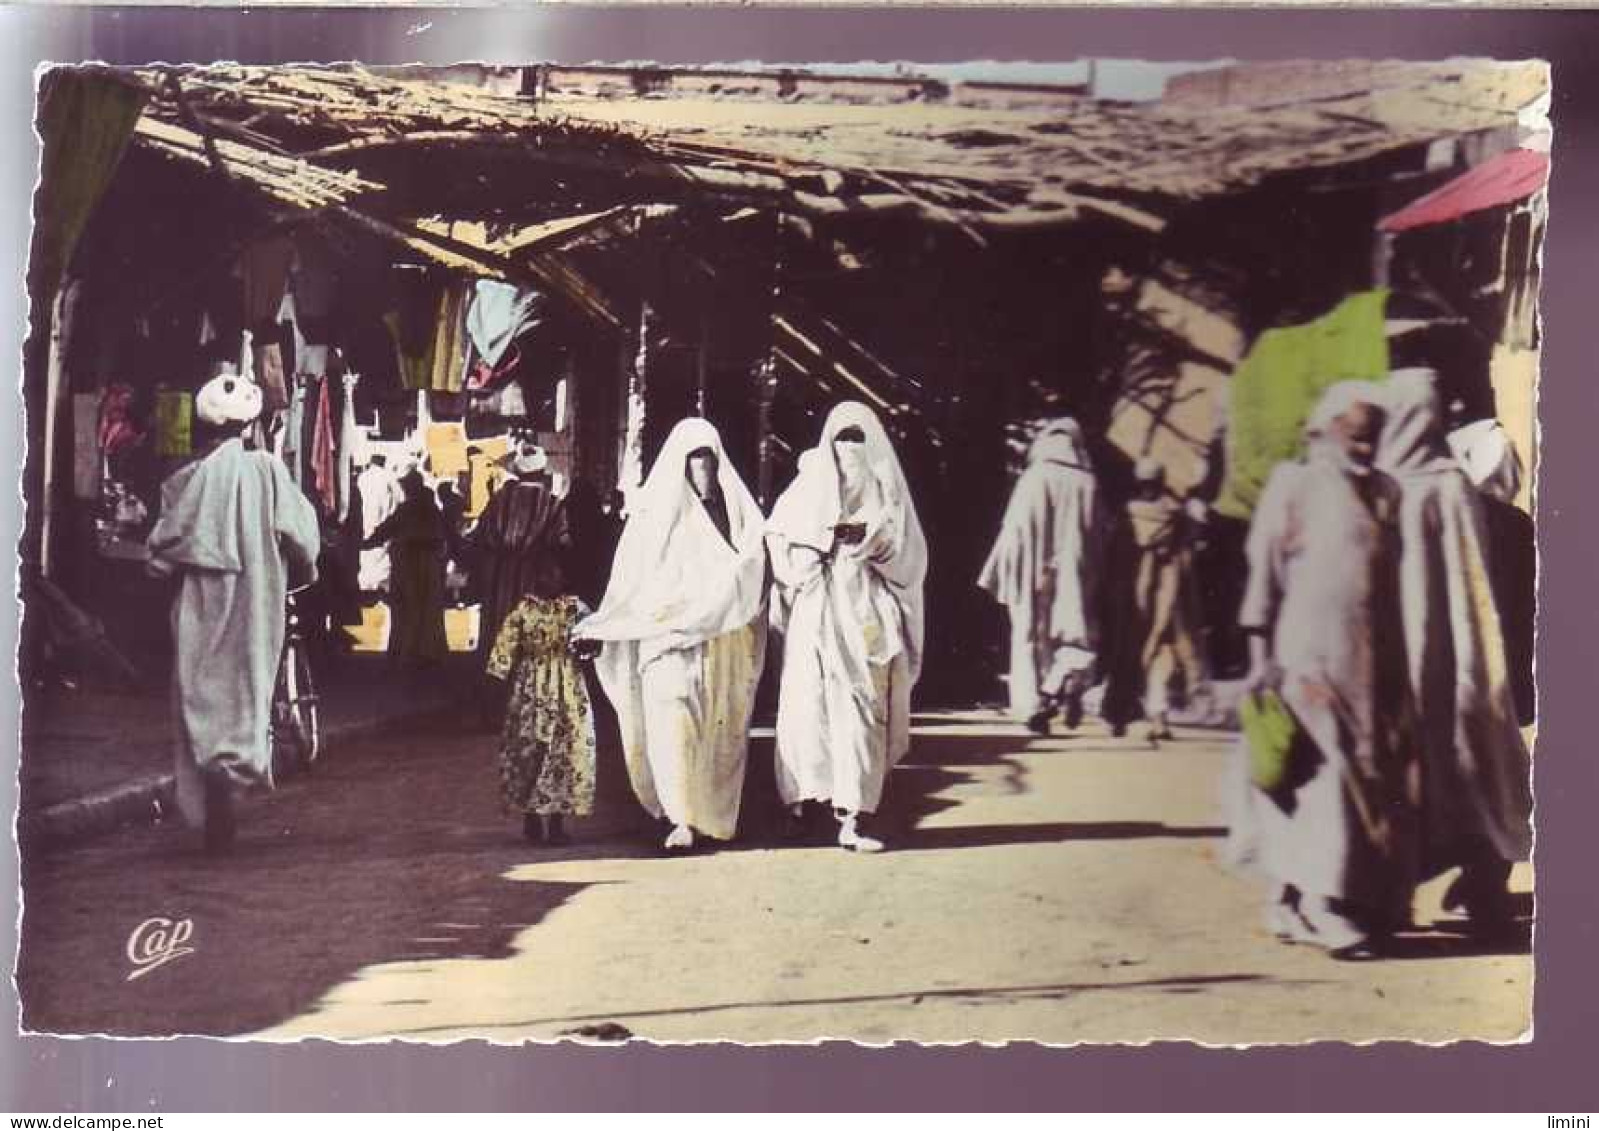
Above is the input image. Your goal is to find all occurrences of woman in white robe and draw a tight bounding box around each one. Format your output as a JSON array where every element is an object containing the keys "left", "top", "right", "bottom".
[
  {"left": 977, "top": 418, "right": 1100, "bottom": 734},
  {"left": 768, "top": 402, "right": 927, "bottom": 853},
  {"left": 574, "top": 419, "right": 768, "bottom": 851},
  {"left": 1223, "top": 381, "right": 1418, "bottom": 957},
  {"left": 1377, "top": 369, "right": 1532, "bottom": 929}
]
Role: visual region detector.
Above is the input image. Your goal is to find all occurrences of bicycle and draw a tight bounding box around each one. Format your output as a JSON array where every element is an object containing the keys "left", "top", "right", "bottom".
[{"left": 271, "top": 584, "right": 322, "bottom": 777}]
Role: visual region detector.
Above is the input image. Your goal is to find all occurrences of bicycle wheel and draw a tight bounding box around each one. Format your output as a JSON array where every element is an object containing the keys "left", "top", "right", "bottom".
[{"left": 290, "top": 641, "right": 322, "bottom": 767}]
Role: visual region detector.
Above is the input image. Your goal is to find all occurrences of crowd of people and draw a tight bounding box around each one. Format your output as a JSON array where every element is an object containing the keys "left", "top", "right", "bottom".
[
  {"left": 148, "top": 362, "right": 1532, "bottom": 961},
  {"left": 980, "top": 370, "right": 1531, "bottom": 959},
  {"left": 485, "top": 405, "right": 928, "bottom": 856}
]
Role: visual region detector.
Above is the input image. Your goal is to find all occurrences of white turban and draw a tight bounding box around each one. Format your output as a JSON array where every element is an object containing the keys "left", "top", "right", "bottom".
[{"left": 195, "top": 373, "right": 263, "bottom": 427}]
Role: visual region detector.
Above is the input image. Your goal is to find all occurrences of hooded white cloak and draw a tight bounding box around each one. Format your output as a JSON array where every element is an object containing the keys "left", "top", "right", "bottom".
[
  {"left": 576, "top": 418, "right": 768, "bottom": 840},
  {"left": 767, "top": 402, "right": 927, "bottom": 815},
  {"left": 1377, "top": 369, "right": 1533, "bottom": 868},
  {"left": 977, "top": 418, "right": 1100, "bottom": 720}
]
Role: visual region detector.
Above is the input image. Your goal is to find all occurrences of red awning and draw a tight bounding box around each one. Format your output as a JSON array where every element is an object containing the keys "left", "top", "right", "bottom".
[{"left": 1378, "top": 148, "right": 1550, "bottom": 233}]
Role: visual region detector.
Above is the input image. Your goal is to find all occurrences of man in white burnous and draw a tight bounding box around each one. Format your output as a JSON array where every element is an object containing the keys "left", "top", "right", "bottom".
[
  {"left": 768, "top": 402, "right": 928, "bottom": 853},
  {"left": 147, "top": 374, "right": 321, "bottom": 852}
]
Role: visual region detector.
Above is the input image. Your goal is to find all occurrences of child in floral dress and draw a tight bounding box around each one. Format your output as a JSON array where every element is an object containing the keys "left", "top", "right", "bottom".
[{"left": 486, "top": 554, "right": 598, "bottom": 845}]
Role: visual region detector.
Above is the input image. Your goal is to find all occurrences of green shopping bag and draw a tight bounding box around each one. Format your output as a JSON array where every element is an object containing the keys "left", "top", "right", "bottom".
[{"left": 1239, "top": 688, "right": 1303, "bottom": 793}]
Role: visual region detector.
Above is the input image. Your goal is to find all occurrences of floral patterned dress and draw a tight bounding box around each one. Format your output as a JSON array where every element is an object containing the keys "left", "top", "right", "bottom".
[{"left": 486, "top": 596, "right": 597, "bottom": 816}]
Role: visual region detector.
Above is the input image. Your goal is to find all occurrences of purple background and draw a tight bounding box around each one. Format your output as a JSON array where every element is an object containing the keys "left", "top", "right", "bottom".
[{"left": 1, "top": 5, "right": 1593, "bottom": 1112}]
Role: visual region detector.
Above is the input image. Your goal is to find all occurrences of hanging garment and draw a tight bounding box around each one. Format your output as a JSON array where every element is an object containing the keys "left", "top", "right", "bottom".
[
  {"left": 429, "top": 282, "right": 471, "bottom": 394},
  {"left": 467, "top": 341, "right": 524, "bottom": 393},
  {"left": 337, "top": 372, "right": 361, "bottom": 523},
  {"left": 146, "top": 437, "right": 321, "bottom": 824},
  {"left": 72, "top": 393, "right": 102, "bottom": 500},
  {"left": 239, "top": 237, "right": 296, "bottom": 328},
  {"left": 310, "top": 376, "right": 338, "bottom": 514},
  {"left": 768, "top": 402, "right": 927, "bottom": 817},
  {"left": 467, "top": 281, "right": 544, "bottom": 371},
  {"left": 153, "top": 389, "right": 193, "bottom": 459},
  {"left": 291, "top": 234, "right": 337, "bottom": 322},
  {"left": 281, "top": 376, "right": 308, "bottom": 486},
  {"left": 1217, "top": 290, "right": 1391, "bottom": 520},
  {"left": 577, "top": 419, "right": 768, "bottom": 841},
  {"left": 977, "top": 418, "right": 1101, "bottom": 721},
  {"left": 97, "top": 383, "right": 142, "bottom": 457},
  {"left": 254, "top": 339, "right": 289, "bottom": 413}
]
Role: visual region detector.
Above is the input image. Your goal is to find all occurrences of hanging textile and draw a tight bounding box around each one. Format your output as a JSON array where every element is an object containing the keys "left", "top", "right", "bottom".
[
  {"left": 467, "top": 342, "right": 524, "bottom": 393},
  {"left": 425, "top": 422, "right": 470, "bottom": 479},
  {"left": 282, "top": 376, "right": 309, "bottom": 486},
  {"left": 291, "top": 235, "right": 337, "bottom": 321},
  {"left": 1216, "top": 290, "right": 1390, "bottom": 520},
  {"left": 97, "top": 383, "right": 142, "bottom": 458},
  {"left": 239, "top": 237, "right": 296, "bottom": 328},
  {"left": 467, "top": 281, "right": 544, "bottom": 370},
  {"left": 30, "top": 69, "right": 149, "bottom": 298},
  {"left": 385, "top": 310, "right": 432, "bottom": 392},
  {"left": 337, "top": 372, "right": 361, "bottom": 523},
  {"left": 311, "top": 376, "right": 338, "bottom": 514},
  {"left": 254, "top": 338, "right": 289, "bottom": 413},
  {"left": 72, "top": 393, "right": 101, "bottom": 500},
  {"left": 154, "top": 388, "right": 193, "bottom": 458},
  {"left": 430, "top": 282, "right": 471, "bottom": 394}
]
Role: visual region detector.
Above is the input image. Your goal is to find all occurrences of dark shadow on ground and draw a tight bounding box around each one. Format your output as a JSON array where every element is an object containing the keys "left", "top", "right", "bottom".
[
  {"left": 17, "top": 712, "right": 599, "bottom": 1038},
  {"left": 890, "top": 821, "right": 1228, "bottom": 852},
  {"left": 1380, "top": 919, "right": 1534, "bottom": 961}
]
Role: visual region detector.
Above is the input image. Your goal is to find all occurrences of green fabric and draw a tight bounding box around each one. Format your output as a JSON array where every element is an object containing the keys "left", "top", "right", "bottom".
[
  {"left": 31, "top": 69, "right": 149, "bottom": 298},
  {"left": 1239, "top": 688, "right": 1301, "bottom": 793},
  {"left": 1216, "top": 290, "right": 1391, "bottom": 520}
]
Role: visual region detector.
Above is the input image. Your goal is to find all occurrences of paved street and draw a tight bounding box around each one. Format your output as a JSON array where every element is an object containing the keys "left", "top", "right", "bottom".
[{"left": 17, "top": 709, "right": 1531, "bottom": 1045}]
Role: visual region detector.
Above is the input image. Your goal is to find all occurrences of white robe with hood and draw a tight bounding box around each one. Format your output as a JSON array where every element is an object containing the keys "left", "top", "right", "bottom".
[
  {"left": 1377, "top": 369, "right": 1533, "bottom": 870},
  {"left": 767, "top": 401, "right": 928, "bottom": 815},
  {"left": 576, "top": 419, "right": 768, "bottom": 840},
  {"left": 977, "top": 418, "right": 1100, "bottom": 720},
  {"left": 147, "top": 438, "right": 321, "bottom": 824}
]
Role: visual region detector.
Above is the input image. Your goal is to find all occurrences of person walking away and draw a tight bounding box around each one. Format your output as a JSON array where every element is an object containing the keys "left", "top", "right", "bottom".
[
  {"left": 768, "top": 402, "right": 927, "bottom": 853},
  {"left": 1223, "top": 381, "right": 1418, "bottom": 959},
  {"left": 470, "top": 443, "right": 568, "bottom": 659},
  {"left": 147, "top": 374, "right": 321, "bottom": 853},
  {"left": 1125, "top": 459, "right": 1208, "bottom": 746},
  {"left": 1376, "top": 370, "right": 1531, "bottom": 933},
  {"left": 486, "top": 552, "right": 599, "bottom": 846},
  {"left": 977, "top": 418, "right": 1100, "bottom": 736},
  {"left": 574, "top": 419, "right": 768, "bottom": 852},
  {"left": 367, "top": 470, "right": 449, "bottom": 667}
]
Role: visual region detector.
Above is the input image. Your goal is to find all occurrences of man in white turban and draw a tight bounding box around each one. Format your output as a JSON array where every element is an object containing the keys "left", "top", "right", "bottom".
[
  {"left": 768, "top": 402, "right": 927, "bottom": 853},
  {"left": 574, "top": 419, "right": 768, "bottom": 852},
  {"left": 147, "top": 373, "right": 321, "bottom": 852}
]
